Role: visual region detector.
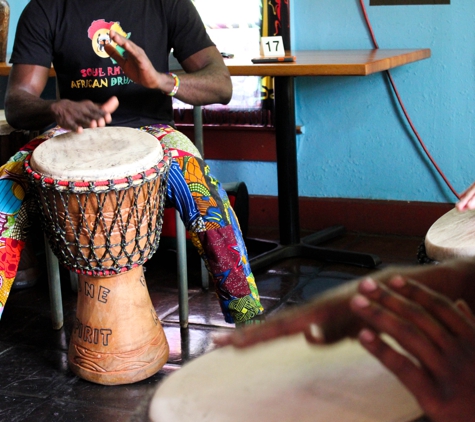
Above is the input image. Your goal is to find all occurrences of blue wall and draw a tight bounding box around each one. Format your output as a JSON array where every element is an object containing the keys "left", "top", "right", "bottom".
[
  {"left": 7, "top": 0, "right": 28, "bottom": 55},
  {"left": 8, "top": 0, "right": 470, "bottom": 204},
  {"left": 211, "top": 0, "right": 470, "bottom": 204}
]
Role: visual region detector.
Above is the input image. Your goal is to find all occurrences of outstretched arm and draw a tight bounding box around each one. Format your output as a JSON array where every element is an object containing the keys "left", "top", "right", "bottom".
[
  {"left": 5, "top": 64, "right": 119, "bottom": 133},
  {"left": 214, "top": 257, "right": 475, "bottom": 348},
  {"left": 105, "top": 30, "right": 232, "bottom": 106}
]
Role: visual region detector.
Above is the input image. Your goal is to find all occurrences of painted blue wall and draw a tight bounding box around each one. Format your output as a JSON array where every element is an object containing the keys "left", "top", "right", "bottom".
[
  {"left": 7, "top": 0, "right": 470, "bottom": 204},
  {"left": 7, "top": 0, "right": 28, "bottom": 55},
  {"left": 211, "top": 0, "right": 471, "bottom": 204}
]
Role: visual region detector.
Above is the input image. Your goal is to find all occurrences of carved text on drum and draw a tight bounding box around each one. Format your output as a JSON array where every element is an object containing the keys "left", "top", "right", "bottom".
[
  {"left": 73, "top": 319, "right": 112, "bottom": 347},
  {"left": 82, "top": 281, "right": 110, "bottom": 303}
]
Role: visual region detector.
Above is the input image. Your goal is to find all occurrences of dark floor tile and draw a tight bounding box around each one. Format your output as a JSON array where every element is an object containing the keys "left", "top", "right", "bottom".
[
  {"left": 163, "top": 324, "right": 228, "bottom": 365},
  {"left": 58, "top": 375, "right": 162, "bottom": 413},
  {"left": 162, "top": 290, "right": 276, "bottom": 328},
  {"left": 1, "top": 305, "right": 45, "bottom": 343},
  {"left": 5, "top": 278, "right": 51, "bottom": 311},
  {"left": 0, "top": 345, "right": 71, "bottom": 398},
  {"left": 0, "top": 395, "right": 45, "bottom": 422},
  {"left": 286, "top": 270, "right": 355, "bottom": 303},
  {"left": 3, "top": 312, "right": 70, "bottom": 351},
  {"left": 22, "top": 398, "right": 135, "bottom": 422},
  {"left": 149, "top": 288, "right": 197, "bottom": 321},
  {"left": 253, "top": 269, "right": 314, "bottom": 301},
  {"left": 162, "top": 290, "right": 234, "bottom": 327}
]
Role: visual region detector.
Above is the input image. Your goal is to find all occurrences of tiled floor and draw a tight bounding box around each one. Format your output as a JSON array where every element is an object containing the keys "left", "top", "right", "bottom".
[{"left": 0, "top": 226, "right": 426, "bottom": 422}]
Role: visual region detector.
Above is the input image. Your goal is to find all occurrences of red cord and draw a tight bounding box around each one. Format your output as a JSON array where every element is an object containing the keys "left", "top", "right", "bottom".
[{"left": 358, "top": 0, "right": 460, "bottom": 200}]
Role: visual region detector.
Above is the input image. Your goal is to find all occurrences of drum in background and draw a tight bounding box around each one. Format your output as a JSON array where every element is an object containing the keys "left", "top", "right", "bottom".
[
  {"left": 149, "top": 335, "right": 423, "bottom": 422},
  {"left": 25, "top": 127, "right": 171, "bottom": 385},
  {"left": 419, "top": 207, "right": 475, "bottom": 264}
]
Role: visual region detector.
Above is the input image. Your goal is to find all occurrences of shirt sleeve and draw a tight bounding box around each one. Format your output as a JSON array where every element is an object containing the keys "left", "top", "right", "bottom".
[
  {"left": 9, "top": 0, "right": 55, "bottom": 68},
  {"left": 166, "top": 0, "right": 215, "bottom": 63}
]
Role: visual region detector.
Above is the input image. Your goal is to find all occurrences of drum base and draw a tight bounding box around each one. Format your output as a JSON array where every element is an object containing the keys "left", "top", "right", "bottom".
[
  {"left": 417, "top": 240, "right": 438, "bottom": 265},
  {"left": 68, "top": 333, "right": 169, "bottom": 385},
  {"left": 68, "top": 266, "right": 169, "bottom": 385}
]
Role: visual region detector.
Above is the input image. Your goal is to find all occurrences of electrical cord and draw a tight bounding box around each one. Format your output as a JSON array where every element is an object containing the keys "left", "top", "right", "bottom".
[{"left": 358, "top": 0, "right": 460, "bottom": 200}]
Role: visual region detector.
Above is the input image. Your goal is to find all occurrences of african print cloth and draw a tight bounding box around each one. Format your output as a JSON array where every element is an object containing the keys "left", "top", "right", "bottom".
[{"left": 0, "top": 125, "right": 263, "bottom": 324}]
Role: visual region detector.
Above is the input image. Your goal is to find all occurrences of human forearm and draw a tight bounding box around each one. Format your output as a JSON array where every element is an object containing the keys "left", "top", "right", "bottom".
[
  {"left": 368, "top": 258, "right": 475, "bottom": 309},
  {"left": 171, "top": 64, "right": 232, "bottom": 106},
  {"left": 5, "top": 89, "right": 56, "bottom": 130},
  {"left": 215, "top": 257, "right": 475, "bottom": 348},
  {"left": 105, "top": 34, "right": 232, "bottom": 107},
  {"left": 6, "top": 91, "right": 119, "bottom": 133}
]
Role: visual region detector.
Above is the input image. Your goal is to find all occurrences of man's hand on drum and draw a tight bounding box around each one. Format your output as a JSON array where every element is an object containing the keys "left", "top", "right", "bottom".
[
  {"left": 350, "top": 276, "right": 475, "bottom": 422},
  {"left": 50, "top": 96, "right": 119, "bottom": 133},
  {"left": 456, "top": 181, "right": 475, "bottom": 211}
]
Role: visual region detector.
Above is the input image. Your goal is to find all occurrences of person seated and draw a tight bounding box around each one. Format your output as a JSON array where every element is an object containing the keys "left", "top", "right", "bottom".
[
  {"left": 216, "top": 190, "right": 475, "bottom": 421},
  {"left": 0, "top": 0, "right": 263, "bottom": 325}
]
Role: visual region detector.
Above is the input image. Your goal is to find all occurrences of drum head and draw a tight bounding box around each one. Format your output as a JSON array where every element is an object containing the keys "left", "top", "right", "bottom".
[
  {"left": 425, "top": 207, "right": 475, "bottom": 261},
  {"left": 30, "top": 127, "right": 163, "bottom": 181},
  {"left": 149, "top": 335, "right": 422, "bottom": 422}
]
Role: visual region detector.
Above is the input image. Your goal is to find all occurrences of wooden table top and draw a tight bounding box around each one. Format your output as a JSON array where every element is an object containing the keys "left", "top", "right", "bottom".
[
  {"left": 0, "top": 48, "right": 430, "bottom": 78},
  {"left": 225, "top": 49, "right": 431, "bottom": 77}
]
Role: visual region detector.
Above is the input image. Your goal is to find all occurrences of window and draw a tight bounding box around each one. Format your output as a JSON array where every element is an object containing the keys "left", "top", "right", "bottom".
[{"left": 173, "top": 0, "right": 267, "bottom": 125}]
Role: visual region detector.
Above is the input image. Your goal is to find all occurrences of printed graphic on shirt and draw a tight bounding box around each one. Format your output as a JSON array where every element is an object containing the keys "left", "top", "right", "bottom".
[
  {"left": 71, "top": 20, "right": 134, "bottom": 90},
  {"left": 88, "top": 19, "right": 130, "bottom": 59}
]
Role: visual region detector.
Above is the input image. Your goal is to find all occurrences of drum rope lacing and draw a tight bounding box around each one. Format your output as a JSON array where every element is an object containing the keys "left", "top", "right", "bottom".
[{"left": 24, "top": 148, "right": 172, "bottom": 276}]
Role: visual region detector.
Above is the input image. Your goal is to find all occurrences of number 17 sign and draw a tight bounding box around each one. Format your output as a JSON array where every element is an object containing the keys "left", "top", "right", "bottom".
[{"left": 260, "top": 36, "right": 286, "bottom": 57}]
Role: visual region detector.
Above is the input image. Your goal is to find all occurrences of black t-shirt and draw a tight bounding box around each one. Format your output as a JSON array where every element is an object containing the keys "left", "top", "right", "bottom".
[{"left": 10, "top": 0, "right": 215, "bottom": 127}]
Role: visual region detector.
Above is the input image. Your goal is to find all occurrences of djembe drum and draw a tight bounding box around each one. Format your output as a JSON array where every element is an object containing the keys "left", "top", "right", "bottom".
[
  {"left": 24, "top": 127, "right": 171, "bottom": 385},
  {"left": 418, "top": 207, "right": 475, "bottom": 264}
]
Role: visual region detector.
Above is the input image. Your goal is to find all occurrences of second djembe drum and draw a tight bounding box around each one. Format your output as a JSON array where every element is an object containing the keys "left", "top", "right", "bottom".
[
  {"left": 418, "top": 207, "right": 475, "bottom": 264},
  {"left": 24, "top": 127, "right": 171, "bottom": 385}
]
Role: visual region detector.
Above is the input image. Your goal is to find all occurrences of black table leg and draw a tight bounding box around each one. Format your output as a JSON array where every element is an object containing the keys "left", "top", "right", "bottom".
[{"left": 248, "top": 76, "right": 381, "bottom": 272}]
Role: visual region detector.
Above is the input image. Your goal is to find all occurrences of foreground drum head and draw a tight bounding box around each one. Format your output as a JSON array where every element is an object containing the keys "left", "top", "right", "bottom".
[
  {"left": 30, "top": 127, "right": 163, "bottom": 181},
  {"left": 149, "top": 335, "right": 422, "bottom": 422},
  {"left": 425, "top": 207, "right": 475, "bottom": 262}
]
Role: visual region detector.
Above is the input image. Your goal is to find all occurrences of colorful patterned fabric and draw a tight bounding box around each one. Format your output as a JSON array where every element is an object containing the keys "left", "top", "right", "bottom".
[{"left": 0, "top": 125, "right": 263, "bottom": 324}]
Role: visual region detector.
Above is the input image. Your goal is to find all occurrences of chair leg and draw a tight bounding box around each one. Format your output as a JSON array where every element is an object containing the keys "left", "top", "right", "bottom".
[
  {"left": 44, "top": 235, "right": 63, "bottom": 330},
  {"left": 175, "top": 210, "right": 189, "bottom": 328},
  {"left": 200, "top": 261, "right": 209, "bottom": 290},
  {"left": 192, "top": 105, "right": 210, "bottom": 290},
  {"left": 70, "top": 271, "right": 78, "bottom": 293}
]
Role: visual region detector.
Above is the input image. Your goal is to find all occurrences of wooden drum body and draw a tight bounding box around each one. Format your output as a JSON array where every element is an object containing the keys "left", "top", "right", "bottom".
[{"left": 25, "top": 127, "right": 171, "bottom": 385}]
